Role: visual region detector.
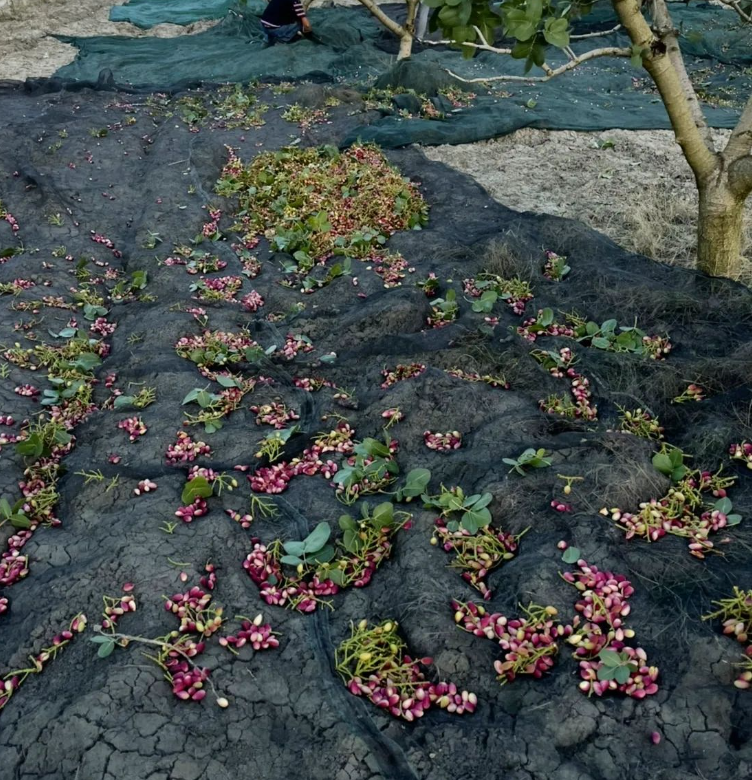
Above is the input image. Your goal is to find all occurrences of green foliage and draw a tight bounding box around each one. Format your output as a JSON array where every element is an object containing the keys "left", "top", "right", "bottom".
[
  {"left": 281, "top": 522, "right": 335, "bottom": 567},
  {"left": 652, "top": 445, "right": 688, "bottom": 483},
  {"left": 40, "top": 378, "right": 87, "bottom": 407},
  {"left": 561, "top": 546, "right": 580, "bottom": 564},
  {"left": 471, "top": 289, "right": 499, "bottom": 313},
  {"left": 503, "top": 447, "right": 552, "bottom": 475},
  {"left": 422, "top": 485, "right": 492, "bottom": 533},
  {"left": 181, "top": 475, "right": 215, "bottom": 506},
  {"left": 330, "top": 503, "right": 404, "bottom": 583},
  {"left": 182, "top": 387, "right": 221, "bottom": 408},
  {"left": 332, "top": 436, "right": 400, "bottom": 504},
  {"left": 429, "top": 289, "right": 459, "bottom": 322},
  {"left": 256, "top": 426, "right": 299, "bottom": 463},
  {"left": 395, "top": 468, "right": 431, "bottom": 502},
  {"left": 113, "top": 387, "right": 156, "bottom": 410},
  {"left": 424, "top": 0, "right": 595, "bottom": 69},
  {"left": 527, "top": 310, "right": 670, "bottom": 359},
  {"left": 575, "top": 318, "right": 649, "bottom": 353},
  {"left": 597, "top": 649, "right": 635, "bottom": 684},
  {"left": 17, "top": 426, "right": 72, "bottom": 459},
  {"left": 715, "top": 497, "right": 742, "bottom": 526},
  {"left": 544, "top": 252, "right": 570, "bottom": 280},
  {"left": 0, "top": 496, "right": 32, "bottom": 529},
  {"left": 216, "top": 145, "right": 427, "bottom": 272},
  {"left": 90, "top": 635, "right": 118, "bottom": 659},
  {"left": 276, "top": 502, "right": 410, "bottom": 587},
  {"left": 111, "top": 271, "right": 148, "bottom": 302},
  {"left": 175, "top": 84, "right": 269, "bottom": 130}
]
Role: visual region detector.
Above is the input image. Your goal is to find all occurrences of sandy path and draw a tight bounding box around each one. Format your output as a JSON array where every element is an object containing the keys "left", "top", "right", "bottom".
[
  {"left": 426, "top": 127, "right": 752, "bottom": 283},
  {"left": 0, "top": 0, "right": 218, "bottom": 81}
]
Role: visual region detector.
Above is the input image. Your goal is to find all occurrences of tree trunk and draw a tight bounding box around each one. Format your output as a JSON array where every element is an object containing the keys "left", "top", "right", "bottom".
[
  {"left": 398, "top": 33, "right": 413, "bottom": 59},
  {"left": 697, "top": 179, "right": 745, "bottom": 279}
]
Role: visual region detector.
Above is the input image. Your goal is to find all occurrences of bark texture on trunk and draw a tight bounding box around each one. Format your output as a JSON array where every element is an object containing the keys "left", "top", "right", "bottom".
[
  {"left": 398, "top": 0, "right": 419, "bottom": 59},
  {"left": 398, "top": 34, "right": 413, "bottom": 59},
  {"left": 613, "top": 0, "right": 751, "bottom": 280},
  {"left": 697, "top": 180, "right": 745, "bottom": 279}
]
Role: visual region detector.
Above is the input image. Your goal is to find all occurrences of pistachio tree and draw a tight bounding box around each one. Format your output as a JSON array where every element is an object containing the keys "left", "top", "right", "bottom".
[
  {"left": 363, "top": 0, "right": 752, "bottom": 280},
  {"left": 356, "top": 0, "right": 421, "bottom": 59}
]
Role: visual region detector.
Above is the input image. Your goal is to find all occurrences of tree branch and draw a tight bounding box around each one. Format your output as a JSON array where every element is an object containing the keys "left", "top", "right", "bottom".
[
  {"left": 444, "top": 46, "right": 632, "bottom": 84},
  {"left": 420, "top": 25, "right": 514, "bottom": 55},
  {"left": 571, "top": 23, "right": 622, "bottom": 39},
  {"left": 405, "top": 0, "right": 419, "bottom": 33},
  {"left": 355, "top": 0, "right": 405, "bottom": 38},
  {"left": 612, "top": 0, "right": 717, "bottom": 181},
  {"left": 724, "top": 94, "right": 752, "bottom": 162},
  {"left": 650, "top": 0, "right": 715, "bottom": 153},
  {"left": 717, "top": 0, "right": 752, "bottom": 24},
  {"left": 728, "top": 155, "right": 752, "bottom": 198}
]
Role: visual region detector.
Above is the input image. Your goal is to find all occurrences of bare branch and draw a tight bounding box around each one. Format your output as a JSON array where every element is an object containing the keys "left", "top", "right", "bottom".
[
  {"left": 473, "top": 24, "right": 492, "bottom": 48},
  {"left": 444, "top": 46, "right": 632, "bottom": 84},
  {"left": 420, "top": 36, "right": 512, "bottom": 56},
  {"left": 571, "top": 24, "right": 622, "bottom": 39}
]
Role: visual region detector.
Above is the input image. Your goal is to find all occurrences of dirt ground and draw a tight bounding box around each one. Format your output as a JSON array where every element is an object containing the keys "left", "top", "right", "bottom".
[
  {"left": 0, "top": 0, "right": 218, "bottom": 82},
  {"left": 426, "top": 128, "right": 752, "bottom": 284}
]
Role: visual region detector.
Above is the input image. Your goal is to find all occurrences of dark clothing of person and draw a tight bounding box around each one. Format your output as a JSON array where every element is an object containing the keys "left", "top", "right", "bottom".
[
  {"left": 260, "top": 0, "right": 306, "bottom": 29},
  {"left": 262, "top": 21, "right": 302, "bottom": 44}
]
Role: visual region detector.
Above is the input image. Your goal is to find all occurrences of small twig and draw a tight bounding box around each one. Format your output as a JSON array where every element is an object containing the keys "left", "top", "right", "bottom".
[
  {"left": 94, "top": 626, "right": 224, "bottom": 700},
  {"left": 445, "top": 46, "right": 632, "bottom": 84},
  {"left": 420, "top": 36, "right": 512, "bottom": 55},
  {"left": 571, "top": 23, "right": 622, "bottom": 39}
]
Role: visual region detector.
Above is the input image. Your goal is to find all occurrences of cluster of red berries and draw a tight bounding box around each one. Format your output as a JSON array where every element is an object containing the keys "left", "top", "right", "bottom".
[
  {"left": 0, "top": 613, "right": 87, "bottom": 711},
  {"left": 434, "top": 519, "right": 520, "bottom": 600},
  {"left": 90, "top": 231, "right": 122, "bottom": 258},
  {"left": 730, "top": 441, "right": 752, "bottom": 470},
  {"left": 337, "top": 620, "right": 476, "bottom": 721},
  {"left": 101, "top": 593, "right": 137, "bottom": 631},
  {"left": 423, "top": 430, "right": 462, "bottom": 451},
  {"left": 381, "top": 363, "right": 425, "bottom": 389},
  {"left": 279, "top": 333, "right": 314, "bottom": 360},
  {"left": 219, "top": 614, "right": 279, "bottom": 652},
  {"left": 562, "top": 552, "right": 659, "bottom": 699},
  {"left": 453, "top": 601, "right": 564, "bottom": 684},
  {"left": 117, "top": 416, "right": 147, "bottom": 441},
  {"left": 165, "top": 431, "right": 212, "bottom": 464},
  {"left": 251, "top": 402, "right": 300, "bottom": 429},
  {"left": 248, "top": 422, "right": 352, "bottom": 494},
  {"left": 241, "top": 290, "right": 264, "bottom": 312}
]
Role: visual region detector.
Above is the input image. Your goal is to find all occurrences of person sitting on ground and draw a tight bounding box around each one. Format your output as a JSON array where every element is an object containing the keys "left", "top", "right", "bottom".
[{"left": 260, "top": 0, "right": 312, "bottom": 45}]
